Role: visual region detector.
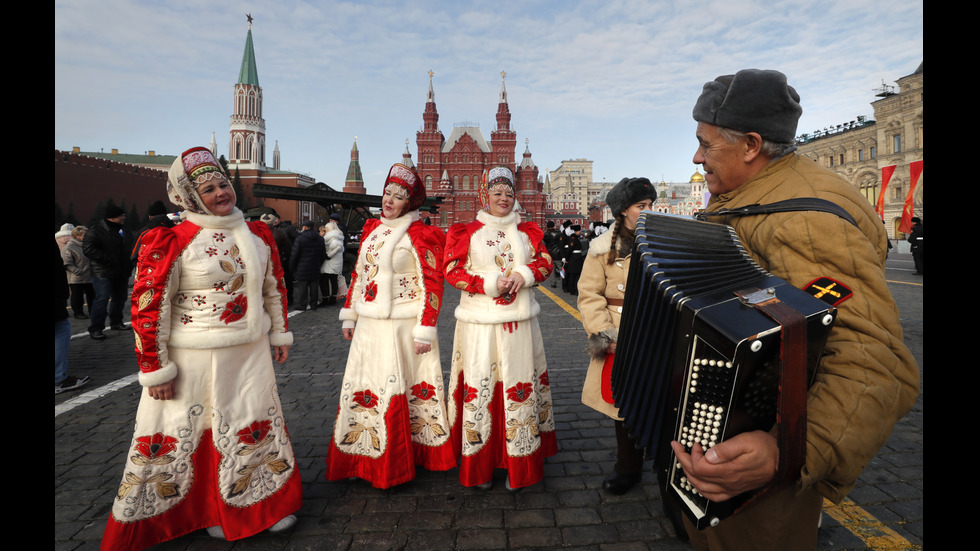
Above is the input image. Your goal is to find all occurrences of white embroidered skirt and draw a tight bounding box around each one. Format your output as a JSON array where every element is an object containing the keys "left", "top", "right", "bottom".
[
  {"left": 325, "top": 316, "right": 455, "bottom": 488},
  {"left": 102, "top": 335, "right": 302, "bottom": 550},
  {"left": 447, "top": 316, "right": 558, "bottom": 488}
]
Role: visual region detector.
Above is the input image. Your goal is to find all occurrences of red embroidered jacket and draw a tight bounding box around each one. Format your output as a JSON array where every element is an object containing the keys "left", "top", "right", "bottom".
[
  {"left": 444, "top": 210, "right": 553, "bottom": 324},
  {"left": 130, "top": 213, "right": 291, "bottom": 387},
  {"left": 340, "top": 213, "right": 446, "bottom": 343}
]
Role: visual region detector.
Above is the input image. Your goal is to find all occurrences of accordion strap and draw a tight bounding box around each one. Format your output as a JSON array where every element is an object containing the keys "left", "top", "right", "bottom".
[
  {"left": 734, "top": 288, "right": 808, "bottom": 511},
  {"left": 695, "top": 198, "right": 859, "bottom": 228}
]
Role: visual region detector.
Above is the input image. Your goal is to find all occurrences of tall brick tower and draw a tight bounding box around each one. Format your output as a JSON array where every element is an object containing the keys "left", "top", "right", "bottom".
[
  {"left": 490, "top": 71, "right": 517, "bottom": 168},
  {"left": 515, "top": 139, "right": 545, "bottom": 226},
  {"left": 343, "top": 138, "right": 365, "bottom": 194},
  {"left": 229, "top": 15, "right": 265, "bottom": 170},
  {"left": 416, "top": 71, "right": 444, "bottom": 192}
]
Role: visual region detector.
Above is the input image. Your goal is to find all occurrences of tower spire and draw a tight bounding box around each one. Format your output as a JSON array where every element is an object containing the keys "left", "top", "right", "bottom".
[
  {"left": 422, "top": 70, "right": 439, "bottom": 132},
  {"left": 343, "top": 137, "right": 365, "bottom": 194},
  {"left": 229, "top": 18, "right": 265, "bottom": 167},
  {"left": 491, "top": 71, "right": 515, "bottom": 167},
  {"left": 238, "top": 18, "right": 259, "bottom": 86}
]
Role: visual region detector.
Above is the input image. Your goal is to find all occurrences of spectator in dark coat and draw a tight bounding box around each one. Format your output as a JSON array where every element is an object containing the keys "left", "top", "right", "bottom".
[
  {"left": 908, "top": 217, "right": 923, "bottom": 275},
  {"left": 543, "top": 221, "right": 563, "bottom": 288},
  {"left": 290, "top": 220, "right": 326, "bottom": 310},
  {"left": 82, "top": 205, "right": 134, "bottom": 339},
  {"left": 563, "top": 225, "right": 585, "bottom": 295}
]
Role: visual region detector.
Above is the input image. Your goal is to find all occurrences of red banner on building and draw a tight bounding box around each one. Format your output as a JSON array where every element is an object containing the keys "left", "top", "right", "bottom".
[
  {"left": 898, "top": 160, "right": 923, "bottom": 234},
  {"left": 875, "top": 165, "right": 897, "bottom": 219}
]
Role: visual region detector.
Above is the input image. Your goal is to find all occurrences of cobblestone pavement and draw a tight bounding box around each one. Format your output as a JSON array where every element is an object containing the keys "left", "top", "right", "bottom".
[{"left": 55, "top": 253, "right": 923, "bottom": 551}]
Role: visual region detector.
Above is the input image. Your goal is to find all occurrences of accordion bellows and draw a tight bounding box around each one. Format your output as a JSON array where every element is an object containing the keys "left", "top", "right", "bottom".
[{"left": 610, "top": 212, "right": 836, "bottom": 529}]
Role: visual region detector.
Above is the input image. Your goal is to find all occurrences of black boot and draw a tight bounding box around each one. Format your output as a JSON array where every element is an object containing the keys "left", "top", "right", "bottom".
[{"left": 602, "top": 471, "right": 641, "bottom": 495}]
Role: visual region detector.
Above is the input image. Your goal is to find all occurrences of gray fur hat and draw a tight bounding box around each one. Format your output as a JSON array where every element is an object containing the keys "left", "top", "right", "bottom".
[
  {"left": 605, "top": 177, "right": 657, "bottom": 216},
  {"left": 692, "top": 69, "right": 802, "bottom": 143}
]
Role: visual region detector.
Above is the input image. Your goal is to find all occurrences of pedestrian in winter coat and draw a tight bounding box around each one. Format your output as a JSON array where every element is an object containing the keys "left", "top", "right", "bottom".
[
  {"left": 318, "top": 221, "right": 345, "bottom": 306},
  {"left": 290, "top": 220, "right": 326, "bottom": 311},
  {"left": 62, "top": 226, "right": 95, "bottom": 319}
]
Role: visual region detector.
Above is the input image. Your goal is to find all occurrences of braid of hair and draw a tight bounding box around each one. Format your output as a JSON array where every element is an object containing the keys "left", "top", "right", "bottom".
[{"left": 606, "top": 213, "right": 634, "bottom": 265}]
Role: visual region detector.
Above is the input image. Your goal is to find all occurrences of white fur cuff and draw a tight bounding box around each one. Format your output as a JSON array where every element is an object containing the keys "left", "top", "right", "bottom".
[
  {"left": 139, "top": 360, "right": 178, "bottom": 387},
  {"left": 413, "top": 324, "right": 438, "bottom": 343},
  {"left": 269, "top": 331, "right": 293, "bottom": 347},
  {"left": 513, "top": 265, "right": 535, "bottom": 287}
]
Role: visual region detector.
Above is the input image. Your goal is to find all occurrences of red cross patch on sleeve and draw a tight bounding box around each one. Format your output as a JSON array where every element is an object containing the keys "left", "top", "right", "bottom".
[{"left": 803, "top": 277, "right": 853, "bottom": 306}]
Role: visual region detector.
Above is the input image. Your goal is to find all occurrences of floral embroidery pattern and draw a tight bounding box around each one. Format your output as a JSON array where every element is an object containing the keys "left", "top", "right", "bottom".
[
  {"left": 172, "top": 232, "right": 247, "bottom": 325},
  {"left": 408, "top": 380, "right": 449, "bottom": 440},
  {"left": 237, "top": 420, "right": 272, "bottom": 446},
  {"left": 411, "top": 382, "right": 436, "bottom": 401},
  {"left": 462, "top": 384, "right": 479, "bottom": 406},
  {"left": 340, "top": 388, "right": 383, "bottom": 451},
  {"left": 353, "top": 389, "right": 379, "bottom": 410},
  {"left": 364, "top": 281, "right": 378, "bottom": 302},
  {"left": 506, "top": 382, "right": 534, "bottom": 404},
  {"left": 358, "top": 231, "right": 385, "bottom": 302},
  {"left": 116, "top": 433, "right": 181, "bottom": 502},
  {"left": 228, "top": 419, "right": 292, "bottom": 499},
  {"left": 220, "top": 294, "right": 247, "bottom": 324},
  {"left": 394, "top": 274, "right": 421, "bottom": 301},
  {"left": 134, "top": 433, "right": 178, "bottom": 462}
]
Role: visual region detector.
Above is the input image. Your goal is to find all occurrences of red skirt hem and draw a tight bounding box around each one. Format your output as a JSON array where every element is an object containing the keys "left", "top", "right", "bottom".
[
  {"left": 325, "top": 394, "right": 456, "bottom": 489},
  {"left": 100, "top": 429, "right": 302, "bottom": 551}
]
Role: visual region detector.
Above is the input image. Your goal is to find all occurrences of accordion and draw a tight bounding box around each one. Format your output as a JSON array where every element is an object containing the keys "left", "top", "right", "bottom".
[{"left": 610, "top": 212, "right": 837, "bottom": 529}]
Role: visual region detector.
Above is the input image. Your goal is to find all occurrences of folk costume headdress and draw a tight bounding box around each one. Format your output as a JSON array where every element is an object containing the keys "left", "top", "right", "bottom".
[
  {"left": 167, "top": 146, "right": 230, "bottom": 215},
  {"left": 383, "top": 163, "right": 426, "bottom": 216},
  {"left": 479, "top": 166, "right": 518, "bottom": 213}
]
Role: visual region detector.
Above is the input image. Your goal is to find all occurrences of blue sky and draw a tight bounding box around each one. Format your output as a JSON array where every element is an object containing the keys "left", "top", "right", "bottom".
[{"left": 55, "top": 0, "right": 923, "bottom": 196}]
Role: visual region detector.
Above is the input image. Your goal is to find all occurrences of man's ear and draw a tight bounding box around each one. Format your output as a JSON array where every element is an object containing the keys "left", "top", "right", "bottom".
[{"left": 742, "top": 132, "right": 764, "bottom": 163}]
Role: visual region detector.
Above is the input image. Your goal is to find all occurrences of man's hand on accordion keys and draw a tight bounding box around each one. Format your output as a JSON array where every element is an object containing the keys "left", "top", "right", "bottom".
[{"left": 670, "top": 430, "right": 780, "bottom": 502}]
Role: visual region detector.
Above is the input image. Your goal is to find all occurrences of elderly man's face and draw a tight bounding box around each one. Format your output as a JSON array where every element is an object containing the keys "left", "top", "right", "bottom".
[{"left": 693, "top": 122, "right": 754, "bottom": 196}]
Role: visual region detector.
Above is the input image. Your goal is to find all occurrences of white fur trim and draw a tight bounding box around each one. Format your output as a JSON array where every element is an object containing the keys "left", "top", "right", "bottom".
[
  {"left": 139, "top": 360, "right": 178, "bottom": 387},
  {"left": 482, "top": 271, "right": 500, "bottom": 297},
  {"left": 339, "top": 307, "right": 358, "bottom": 322},
  {"left": 269, "top": 331, "right": 293, "bottom": 347},
  {"left": 512, "top": 265, "right": 535, "bottom": 287},
  {"left": 586, "top": 222, "right": 616, "bottom": 256},
  {"left": 413, "top": 324, "right": 437, "bottom": 343}
]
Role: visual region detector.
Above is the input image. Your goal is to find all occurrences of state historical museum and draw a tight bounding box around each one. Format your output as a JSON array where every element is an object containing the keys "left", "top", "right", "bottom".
[{"left": 414, "top": 71, "right": 547, "bottom": 230}]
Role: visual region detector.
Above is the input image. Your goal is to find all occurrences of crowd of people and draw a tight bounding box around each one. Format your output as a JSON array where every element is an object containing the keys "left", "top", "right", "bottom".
[{"left": 55, "top": 69, "right": 919, "bottom": 551}]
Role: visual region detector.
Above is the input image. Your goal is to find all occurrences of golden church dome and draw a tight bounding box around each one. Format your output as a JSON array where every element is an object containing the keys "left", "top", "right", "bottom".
[{"left": 690, "top": 168, "right": 705, "bottom": 183}]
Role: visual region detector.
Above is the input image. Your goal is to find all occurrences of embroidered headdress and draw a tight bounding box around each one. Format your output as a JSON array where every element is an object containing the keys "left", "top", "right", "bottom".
[
  {"left": 167, "top": 146, "right": 229, "bottom": 215},
  {"left": 383, "top": 163, "right": 426, "bottom": 214},
  {"left": 479, "top": 166, "right": 516, "bottom": 213}
]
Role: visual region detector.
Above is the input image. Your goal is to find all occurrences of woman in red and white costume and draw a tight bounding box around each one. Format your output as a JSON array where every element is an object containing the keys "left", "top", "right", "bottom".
[
  {"left": 444, "top": 166, "right": 557, "bottom": 491},
  {"left": 101, "top": 147, "right": 300, "bottom": 551},
  {"left": 325, "top": 163, "right": 455, "bottom": 488}
]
